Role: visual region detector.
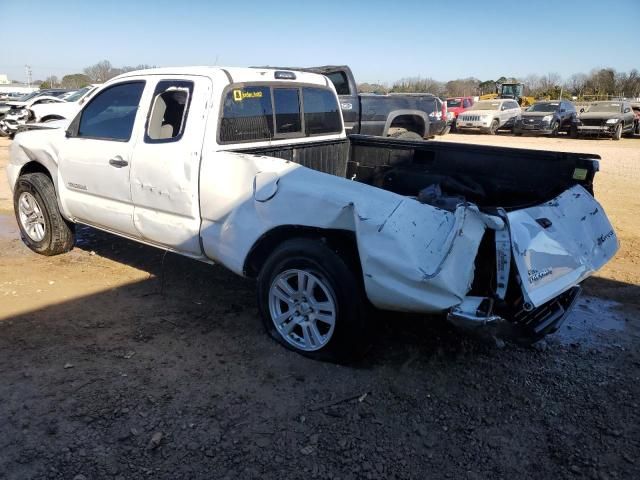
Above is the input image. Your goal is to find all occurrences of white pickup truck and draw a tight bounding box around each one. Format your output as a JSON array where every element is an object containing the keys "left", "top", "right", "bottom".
[{"left": 7, "top": 66, "right": 618, "bottom": 361}]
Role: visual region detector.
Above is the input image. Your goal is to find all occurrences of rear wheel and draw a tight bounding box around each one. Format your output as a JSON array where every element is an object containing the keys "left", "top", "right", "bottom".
[
  {"left": 257, "top": 238, "right": 368, "bottom": 362},
  {"left": 14, "top": 173, "right": 75, "bottom": 256},
  {"left": 389, "top": 129, "right": 423, "bottom": 141},
  {"left": 488, "top": 120, "right": 499, "bottom": 135}
]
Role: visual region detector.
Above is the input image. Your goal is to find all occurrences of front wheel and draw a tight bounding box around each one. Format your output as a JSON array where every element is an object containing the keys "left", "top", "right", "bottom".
[
  {"left": 613, "top": 123, "right": 622, "bottom": 141},
  {"left": 550, "top": 121, "right": 559, "bottom": 137},
  {"left": 488, "top": 120, "right": 499, "bottom": 135},
  {"left": 14, "top": 173, "right": 75, "bottom": 256},
  {"left": 257, "top": 238, "right": 367, "bottom": 362}
]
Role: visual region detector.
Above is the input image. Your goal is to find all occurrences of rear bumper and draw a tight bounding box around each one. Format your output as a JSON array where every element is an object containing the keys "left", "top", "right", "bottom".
[
  {"left": 448, "top": 286, "right": 581, "bottom": 342},
  {"left": 507, "top": 286, "right": 581, "bottom": 341}
]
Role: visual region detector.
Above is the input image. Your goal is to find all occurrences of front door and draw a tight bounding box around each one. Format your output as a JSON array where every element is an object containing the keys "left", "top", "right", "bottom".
[{"left": 58, "top": 80, "right": 149, "bottom": 236}]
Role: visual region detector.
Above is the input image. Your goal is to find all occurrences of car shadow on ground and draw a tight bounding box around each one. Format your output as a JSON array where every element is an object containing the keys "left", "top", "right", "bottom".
[{"left": 70, "top": 225, "right": 493, "bottom": 367}]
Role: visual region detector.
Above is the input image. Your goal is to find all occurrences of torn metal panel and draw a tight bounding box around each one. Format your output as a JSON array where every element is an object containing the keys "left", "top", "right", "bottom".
[
  {"left": 507, "top": 185, "right": 619, "bottom": 308},
  {"left": 199, "top": 152, "right": 503, "bottom": 313}
]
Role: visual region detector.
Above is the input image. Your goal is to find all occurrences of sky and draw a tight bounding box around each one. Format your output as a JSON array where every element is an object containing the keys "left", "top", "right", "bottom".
[{"left": 0, "top": 0, "right": 638, "bottom": 85}]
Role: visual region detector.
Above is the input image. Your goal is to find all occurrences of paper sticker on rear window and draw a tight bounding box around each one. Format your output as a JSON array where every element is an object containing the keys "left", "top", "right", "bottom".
[{"left": 233, "top": 89, "right": 264, "bottom": 102}]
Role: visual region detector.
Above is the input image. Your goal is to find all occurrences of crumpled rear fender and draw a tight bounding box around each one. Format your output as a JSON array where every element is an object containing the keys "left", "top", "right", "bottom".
[{"left": 200, "top": 152, "right": 502, "bottom": 313}]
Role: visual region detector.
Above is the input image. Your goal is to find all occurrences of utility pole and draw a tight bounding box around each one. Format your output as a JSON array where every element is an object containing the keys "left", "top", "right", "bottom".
[{"left": 25, "top": 65, "right": 32, "bottom": 88}]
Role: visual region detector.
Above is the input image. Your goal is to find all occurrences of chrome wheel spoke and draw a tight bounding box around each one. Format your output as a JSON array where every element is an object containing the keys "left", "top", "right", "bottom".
[
  {"left": 284, "top": 316, "right": 302, "bottom": 335},
  {"left": 273, "top": 309, "right": 293, "bottom": 326},
  {"left": 307, "top": 322, "right": 323, "bottom": 347},
  {"left": 312, "top": 311, "right": 336, "bottom": 326},
  {"left": 272, "top": 286, "right": 294, "bottom": 306}
]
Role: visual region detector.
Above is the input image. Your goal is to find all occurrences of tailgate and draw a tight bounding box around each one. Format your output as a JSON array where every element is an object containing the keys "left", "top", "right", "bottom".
[{"left": 507, "top": 185, "right": 618, "bottom": 308}]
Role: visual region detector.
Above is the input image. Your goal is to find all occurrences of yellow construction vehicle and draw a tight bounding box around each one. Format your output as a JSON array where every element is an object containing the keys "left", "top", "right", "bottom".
[{"left": 479, "top": 82, "right": 535, "bottom": 107}]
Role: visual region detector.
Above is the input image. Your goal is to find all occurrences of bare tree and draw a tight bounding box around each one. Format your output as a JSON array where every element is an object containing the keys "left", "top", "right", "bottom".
[
  {"left": 83, "top": 60, "right": 117, "bottom": 82},
  {"left": 391, "top": 77, "right": 444, "bottom": 95}
]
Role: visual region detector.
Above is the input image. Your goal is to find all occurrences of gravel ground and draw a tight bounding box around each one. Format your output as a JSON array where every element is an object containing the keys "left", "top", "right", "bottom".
[{"left": 0, "top": 135, "right": 639, "bottom": 480}]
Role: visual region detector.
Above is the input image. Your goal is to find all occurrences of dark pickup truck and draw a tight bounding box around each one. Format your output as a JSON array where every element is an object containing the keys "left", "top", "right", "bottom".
[{"left": 261, "top": 65, "right": 447, "bottom": 139}]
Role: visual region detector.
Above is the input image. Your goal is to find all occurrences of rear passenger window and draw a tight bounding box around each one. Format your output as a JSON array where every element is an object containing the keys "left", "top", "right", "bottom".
[
  {"left": 145, "top": 80, "right": 193, "bottom": 142},
  {"left": 78, "top": 81, "right": 145, "bottom": 141},
  {"left": 274, "top": 88, "right": 301, "bottom": 134},
  {"left": 302, "top": 87, "right": 342, "bottom": 135},
  {"left": 220, "top": 86, "right": 273, "bottom": 143},
  {"left": 326, "top": 71, "right": 350, "bottom": 95}
]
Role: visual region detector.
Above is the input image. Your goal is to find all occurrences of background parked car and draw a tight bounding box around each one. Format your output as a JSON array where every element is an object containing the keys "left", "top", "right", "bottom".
[
  {"left": 0, "top": 91, "right": 69, "bottom": 137},
  {"left": 268, "top": 65, "right": 447, "bottom": 138},
  {"left": 575, "top": 101, "right": 636, "bottom": 140},
  {"left": 446, "top": 96, "right": 474, "bottom": 131},
  {"left": 514, "top": 100, "right": 577, "bottom": 136},
  {"left": 29, "top": 84, "right": 101, "bottom": 123},
  {"left": 456, "top": 99, "right": 521, "bottom": 135}
]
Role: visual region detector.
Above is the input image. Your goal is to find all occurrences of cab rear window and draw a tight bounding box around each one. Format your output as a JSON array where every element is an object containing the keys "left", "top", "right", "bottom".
[
  {"left": 219, "top": 85, "right": 342, "bottom": 143},
  {"left": 302, "top": 87, "right": 342, "bottom": 135},
  {"left": 220, "top": 86, "right": 273, "bottom": 143}
]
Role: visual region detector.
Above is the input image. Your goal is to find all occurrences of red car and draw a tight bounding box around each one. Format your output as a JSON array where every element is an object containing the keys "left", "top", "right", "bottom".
[{"left": 446, "top": 97, "right": 474, "bottom": 130}]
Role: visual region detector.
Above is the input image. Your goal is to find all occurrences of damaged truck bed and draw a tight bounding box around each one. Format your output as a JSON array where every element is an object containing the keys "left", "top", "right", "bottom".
[{"left": 7, "top": 67, "right": 618, "bottom": 361}]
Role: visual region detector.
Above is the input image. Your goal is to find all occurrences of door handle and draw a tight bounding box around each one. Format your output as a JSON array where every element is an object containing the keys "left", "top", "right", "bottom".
[{"left": 109, "top": 156, "right": 128, "bottom": 168}]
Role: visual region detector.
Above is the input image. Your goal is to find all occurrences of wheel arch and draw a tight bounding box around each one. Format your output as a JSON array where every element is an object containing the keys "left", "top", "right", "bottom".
[
  {"left": 243, "top": 225, "right": 360, "bottom": 279},
  {"left": 383, "top": 109, "right": 429, "bottom": 137},
  {"left": 17, "top": 160, "right": 70, "bottom": 221},
  {"left": 40, "top": 115, "right": 65, "bottom": 123}
]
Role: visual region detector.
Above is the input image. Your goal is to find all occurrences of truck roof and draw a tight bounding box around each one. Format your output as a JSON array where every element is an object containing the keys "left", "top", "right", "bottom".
[{"left": 112, "top": 66, "right": 331, "bottom": 87}]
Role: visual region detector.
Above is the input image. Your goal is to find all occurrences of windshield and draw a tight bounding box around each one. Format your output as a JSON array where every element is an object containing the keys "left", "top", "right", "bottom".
[
  {"left": 64, "top": 86, "right": 92, "bottom": 102},
  {"left": 526, "top": 102, "right": 560, "bottom": 113},
  {"left": 13, "top": 91, "right": 40, "bottom": 102},
  {"left": 501, "top": 84, "right": 523, "bottom": 97},
  {"left": 469, "top": 101, "right": 500, "bottom": 111},
  {"left": 447, "top": 99, "right": 462, "bottom": 108},
  {"left": 587, "top": 103, "right": 622, "bottom": 113}
]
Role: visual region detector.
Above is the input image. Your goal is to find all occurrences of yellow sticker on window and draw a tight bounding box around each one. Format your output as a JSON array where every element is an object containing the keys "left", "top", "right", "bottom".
[
  {"left": 233, "top": 89, "right": 263, "bottom": 102},
  {"left": 572, "top": 168, "right": 588, "bottom": 181}
]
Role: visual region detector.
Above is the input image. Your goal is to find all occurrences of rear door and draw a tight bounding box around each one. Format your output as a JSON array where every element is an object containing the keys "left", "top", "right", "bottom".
[
  {"left": 507, "top": 185, "right": 618, "bottom": 308},
  {"left": 129, "top": 75, "right": 214, "bottom": 256}
]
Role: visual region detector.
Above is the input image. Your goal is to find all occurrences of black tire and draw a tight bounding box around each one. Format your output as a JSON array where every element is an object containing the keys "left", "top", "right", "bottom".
[
  {"left": 14, "top": 173, "right": 75, "bottom": 256},
  {"left": 550, "top": 121, "right": 559, "bottom": 137},
  {"left": 488, "top": 119, "right": 499, "bottom": 135},
  {"left": 257, "top": 237, "right": 368, "bottom": 363},
  {"left": 569, "top": 125, "right": 578, "bottom": 139},
  {"left": 390, "top": 129, "right": 424, "bottom": 141},
  {"left": 440, "top": 125, "right": 451, "bottom": 136},
  {"left": 613, "top": 123, "right": 622, "bottom": 141}
]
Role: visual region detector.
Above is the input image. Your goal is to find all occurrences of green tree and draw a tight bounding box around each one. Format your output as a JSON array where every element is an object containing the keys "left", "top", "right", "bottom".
[{"left": 61, "top": 73, "right": 91, "bottom": 88}]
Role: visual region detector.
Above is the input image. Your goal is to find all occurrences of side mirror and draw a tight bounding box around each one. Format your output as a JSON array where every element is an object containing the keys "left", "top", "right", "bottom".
[
  {"left": 560, "top": 108, "right": 566, "bottom": 112},
  {"left": 580, "top": 108, "right": 585, "bottom": 113},
  {"left": 624, "top": 108, "right": 631, "bottom": 113}
]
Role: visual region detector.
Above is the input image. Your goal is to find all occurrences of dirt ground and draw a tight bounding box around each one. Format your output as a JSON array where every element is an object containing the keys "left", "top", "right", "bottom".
[{"left": 1, "top": 134, "right": 639, "bottom": 480}]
